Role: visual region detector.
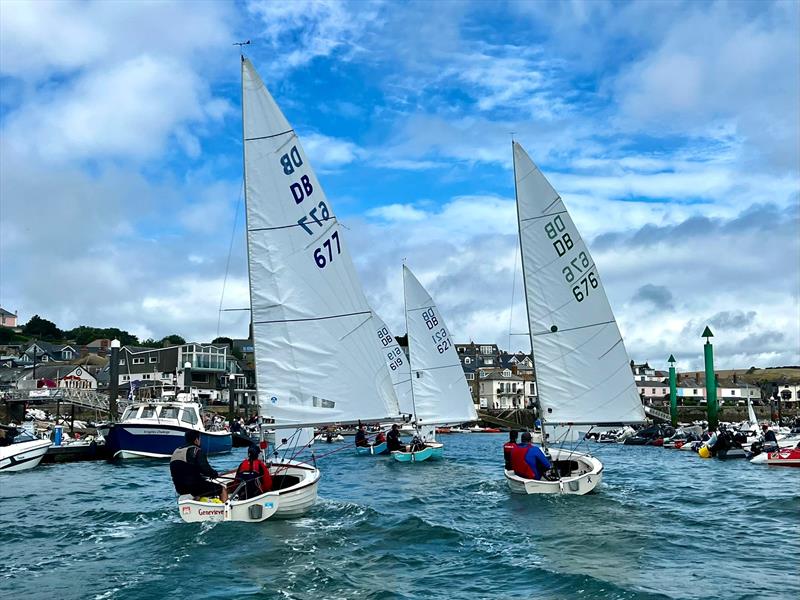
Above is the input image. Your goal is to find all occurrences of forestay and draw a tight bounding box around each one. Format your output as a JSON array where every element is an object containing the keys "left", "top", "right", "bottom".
[
  {"left": 403, "top": 266, "right": 478, "bottom": 426},
  {"left": 242, "top": 58, "right": 399, "bottom": 426},
  {"left": 373, "top": 314, "right": 414, "bottom": 417},
  {"left": 513, "top": 142, "right": 645, "bottom": 426}
]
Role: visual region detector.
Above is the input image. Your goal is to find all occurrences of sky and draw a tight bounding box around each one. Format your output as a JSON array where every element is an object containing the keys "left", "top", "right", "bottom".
[{"left": 0, "top": 0, "right": 798, "bottom": 371}]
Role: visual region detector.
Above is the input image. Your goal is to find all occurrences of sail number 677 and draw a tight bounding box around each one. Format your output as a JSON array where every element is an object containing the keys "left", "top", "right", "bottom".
[{"left": 314, "top": 231, "right": 341, "bottom": 268}]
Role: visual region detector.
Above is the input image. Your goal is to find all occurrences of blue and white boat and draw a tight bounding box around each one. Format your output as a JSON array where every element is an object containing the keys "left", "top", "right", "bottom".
[
  {"left": 106, "top": 401, "right": 231, "bottom": 459},
  {"left": 356, "top": 441, "right": 388, "bottom": 456},
  {"left": 391, "top": 266, "right": 478, "bottom": 463}
]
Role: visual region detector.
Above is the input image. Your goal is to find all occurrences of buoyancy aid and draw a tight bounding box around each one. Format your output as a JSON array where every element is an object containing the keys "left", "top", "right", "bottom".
[
  {"left": 511, "top": 444, "right": 535, "bottom": 479},
  {"left": 503, "top": 442, "right": 517, "bottom": 470},
  {"left": 236, "top": 458, "right": 272, "bottom": 498}
]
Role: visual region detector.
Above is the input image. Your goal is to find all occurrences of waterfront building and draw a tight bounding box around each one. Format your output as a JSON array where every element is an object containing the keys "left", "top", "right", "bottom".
[
  {"left": 20, "top": 340, "right": 79, "bottom": 363},
  {"left": 0, "top": 308, "right": 17, "bottom": 328},
  {"left": 16, "top": 364, "right": 98, "bottom": 390}
]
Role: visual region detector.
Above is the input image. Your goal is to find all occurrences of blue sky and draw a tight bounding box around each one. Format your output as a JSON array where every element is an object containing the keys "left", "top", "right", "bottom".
[{"left": 0, "top": 0, "right": 798, "bottom": 370}]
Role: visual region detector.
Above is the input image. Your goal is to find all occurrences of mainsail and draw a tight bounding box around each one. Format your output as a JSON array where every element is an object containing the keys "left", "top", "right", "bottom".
[
  {"left": 403, "top": 266, "right": 478, "bottom": 426},
  {"left": 513, "top": 142, "right": 645, "bottom": 426},
  {"left": 372, "top": 313, "right": 414, "bottom": 416},
  {"left": 242, "top": 58, "right": 399, "bottom": 426}
]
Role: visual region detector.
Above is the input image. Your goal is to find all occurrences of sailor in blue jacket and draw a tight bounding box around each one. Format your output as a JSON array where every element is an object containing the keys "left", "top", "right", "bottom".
[{"left": 511, "top": 431, "right": 552, "bottom": 480}]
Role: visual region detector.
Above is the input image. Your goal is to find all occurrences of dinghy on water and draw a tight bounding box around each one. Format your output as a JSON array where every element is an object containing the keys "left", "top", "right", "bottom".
[
  {"left": 392, "top": 266, "right": 478, "bottom": 463},
  {"left": 178, "top": 56, "right": 400, "bottom": 522},
  {"left": 504, "top": 142, "right": 646, "bottom": 495}
]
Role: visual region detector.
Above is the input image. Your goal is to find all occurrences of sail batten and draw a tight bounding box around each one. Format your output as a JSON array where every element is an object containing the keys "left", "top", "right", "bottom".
[
  {"left": 403, "top": 266, "right": 478, "bottom": 426},
  {"left": 242, "top": 58, "right": 400, "bottom": 426},
  {"left": 513, "top": 142, "right": 646, "bottom": 426}
]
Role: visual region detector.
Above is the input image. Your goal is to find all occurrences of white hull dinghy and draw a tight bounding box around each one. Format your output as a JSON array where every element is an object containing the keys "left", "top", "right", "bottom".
[
  {"left": 391, "top": 267, "right": 478, "bottom": 463},
  {"left": 504, "top": 448, "right": 602, "bottom": 495},
  {"left": 174, "top": 56, "right": 402, "bottom": 523},
  {"left": 505, "top": 142, "right": 646, "bottom": 495},
  {"left": 0, "top": 438, "right": 52, "bottom": 473},
  {"left": 178, "top": 459, "right": 321, "bottom": 523}
]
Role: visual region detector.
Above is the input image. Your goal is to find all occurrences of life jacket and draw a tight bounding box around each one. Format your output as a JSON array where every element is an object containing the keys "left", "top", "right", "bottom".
[
  {"left": 236, "top": 459, "right": 271, "bottom": 498},
  {"left": 511, "top": 444, "right": 535, "bottom": 479},
  {"left": 503, "top": 442, "right": 517, "bottom": 469}
]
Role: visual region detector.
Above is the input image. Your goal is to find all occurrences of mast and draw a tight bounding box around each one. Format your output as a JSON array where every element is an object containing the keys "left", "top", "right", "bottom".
[
  {"left": 238, "top": 46, "right": 259, "bottom": 419},
  {"left": 512, "top": 140, "right": 547, "bottom": 449},
  {"left": 402, "top": 265, "right": 420, "bottom": 428}
]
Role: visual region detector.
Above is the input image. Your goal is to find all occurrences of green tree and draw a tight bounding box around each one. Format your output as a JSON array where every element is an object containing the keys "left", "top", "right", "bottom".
[
  {"left": 23, "top": 315, "right": 63, "bottom": 340},
  {"left": 212, "top": 336, "right": 233, "bottom": 346},
  {"left": 161, "top": 334, "right": 186, "bottom": 346}
]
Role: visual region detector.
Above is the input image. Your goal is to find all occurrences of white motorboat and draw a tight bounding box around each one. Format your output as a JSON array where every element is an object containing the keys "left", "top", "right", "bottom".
[
  {"left": 178, "top": 57, "right": 401, "bottom": 522},
  {"left": 503, "top": 142, "right": 646, "bottom": 495},
  {"left": 0, "top": 438, "right": 52, "bottom": 472}
]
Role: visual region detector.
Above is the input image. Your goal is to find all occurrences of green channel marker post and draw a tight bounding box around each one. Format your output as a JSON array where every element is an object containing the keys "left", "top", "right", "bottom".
[
  {"left": 702, "top": 326, "right": 718, "bottom": 430},
  {"left": 668, "top": 354, "right": 677, "bottom": 427}
]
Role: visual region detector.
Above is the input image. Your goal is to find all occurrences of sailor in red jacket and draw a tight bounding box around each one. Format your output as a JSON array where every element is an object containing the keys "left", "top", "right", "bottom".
[
  {"left": 503, "top": 430, "right": 518, "bottom": 470},
  {"left": 235, "top": 445, "right": 272, "bottom": 499},
  {"left": 511, "top": 432, "right": 552, "bottom": 480}
]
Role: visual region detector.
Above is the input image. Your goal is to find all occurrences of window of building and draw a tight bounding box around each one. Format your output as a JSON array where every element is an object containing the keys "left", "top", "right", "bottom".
[
  {"left": 479, "top": 370, "right": 486, "bottom": 378},
  {"left": 693, "top": 389, "right": 698, "bottom": 394},
  {"left": 731, "top": 390, "right": 736, "bottom": 395},
  {"left": 132, "top": 357, "right": 145, "bottom": 365},
  {"left": 464, "top": 357, "right": 471, "bottom": 364},
  {"left": 122, "top": 375, "right": 130, "bottom": 381},
  {"left": 651, "top": 388, "right": 655, "bottom": 394},
  {"left": 142, "top": 374, "right": 151, "bottom": 380},
  {"left": 484, "top": 358, "right": 494, "bottom": 365},
  {"left": 480, "top": 345, "right": 492, "bottom": 355},
  {"left": 512, "top": 383, "right": 517, "bottom": 392},
  {"left": 63, "top": 350, "right": 73, "bottom": 359},
  {"left": 502, "top": 369, "right": 511, "bottom": 377},
  {"left": 465, "top": 373, "right": 475, "bottom": 380},
  {"left": 149, "top": 356, "right": 158, "bottom": 363},
  {"left": 162, "top": 372, "right": 172, "bottom": 380},
  {"left": 119, "top": 359, "right": 126, "bottom": 366}
]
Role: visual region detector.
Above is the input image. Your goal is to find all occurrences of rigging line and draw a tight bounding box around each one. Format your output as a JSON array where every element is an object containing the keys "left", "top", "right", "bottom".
[
  {"left": 216, "top": 179, "right": 245, "bottom": 338},
  {"left": 244, "top": 128, "right": 294, "bottom": 141},
  {"left": 519, "top": 208, "right": 568, "bottom": 223},
  {"left": 413, "top": 363, "right": 463, "bottom": 373},
  {"left": 220, "top": 308, "right": 251, "bottom": 312},
  {"left": 508, "top": 235, "right": 519, "bottom": 352},
  {"left": 532, "top": 319, "right": 615, "bottom": 337},
  {"left": 248, "top": 216, "right": 337, "bottom": 233},
  {"left": 253, "top": 310, "right": 371, "bottom": 325}
]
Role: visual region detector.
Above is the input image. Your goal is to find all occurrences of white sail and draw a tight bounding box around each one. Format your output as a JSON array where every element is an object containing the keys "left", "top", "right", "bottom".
[
  {"left": 372, "top": 313, "right": 414, "bottom": 417},
  {"left": 403, "top": 265, "right": 478, "bottom": 425},
  {"left": 513, "top": 142, "right": 645, "bottom": 425},
  {"left": 242, "top": 58, "right": 399, "bottom": 427},
  {"left": 747, "top": 399, "right": 758, "bottom": 429}
]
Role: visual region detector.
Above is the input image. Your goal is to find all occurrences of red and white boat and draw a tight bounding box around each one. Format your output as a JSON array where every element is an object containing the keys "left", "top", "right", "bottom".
[{"left": 750, "top": 446, "right": 800, "bottom": 467}]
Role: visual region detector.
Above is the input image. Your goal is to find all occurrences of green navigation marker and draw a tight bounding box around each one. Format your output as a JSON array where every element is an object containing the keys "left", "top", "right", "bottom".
[
  {"left": 668, "top": 354, "right": 677, "bottom": 427},
  {"left": 702, "top": 327, "right": 718, "bottom": 429}
]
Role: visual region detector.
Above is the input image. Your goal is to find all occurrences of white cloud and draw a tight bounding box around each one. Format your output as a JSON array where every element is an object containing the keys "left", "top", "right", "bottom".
[
  {"left": 367, "top": 204, "right": 428, "bottom": 222},
  {"left": 303, "top": 132, "right": 363, "bottom": 170}
]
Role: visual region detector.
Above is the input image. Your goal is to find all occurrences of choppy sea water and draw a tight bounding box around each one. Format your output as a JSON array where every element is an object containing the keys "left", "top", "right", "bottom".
[{"left": 1, "top": 434, "right": 798, "bottom": 600}]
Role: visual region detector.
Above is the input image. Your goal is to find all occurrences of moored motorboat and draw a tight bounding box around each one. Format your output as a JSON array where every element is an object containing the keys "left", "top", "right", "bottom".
[
  {"left": 0, "top": 437, "right": 53, "bottom": 472},
  {"left": 749, "top": 445, "right": 800, "bottom": 467},
  {"left": 106, "top": 401, "right": 231, "bottom": 459}
]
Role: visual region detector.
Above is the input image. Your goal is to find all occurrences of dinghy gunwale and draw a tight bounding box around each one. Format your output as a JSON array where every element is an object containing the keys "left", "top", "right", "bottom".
[{"left": 504, "top": 449, "right": 602, "bottom": 496}]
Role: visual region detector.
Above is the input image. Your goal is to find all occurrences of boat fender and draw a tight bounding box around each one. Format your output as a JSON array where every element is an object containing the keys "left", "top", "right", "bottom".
[{"left": 698, "top": 446, "right": 711, "bottom": 459}]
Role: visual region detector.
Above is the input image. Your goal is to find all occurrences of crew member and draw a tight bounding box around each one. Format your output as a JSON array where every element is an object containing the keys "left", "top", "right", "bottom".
[
  {"left": 386, "top": 423, "right": 404, "bottom": 451},
  {"left": 235, "top": 445, "right": 272, "bottom": 499},
  {"left": 762, "top": 424, "right": 778, "bottom": 451},
  {"left": 354, "top": 424, "right": 369, "bottom": 447},
  {"left": 503, "top": 430, "right": 518, "bottom": 470},
  {"left": 170, "top": 431, "right": 228, "bottom": 502},
  {"left": 511, "top": 431, "right": 552, "bottom": 480},
  {"left": 374, "top": 431, "right": 386, "bottom": 445}
]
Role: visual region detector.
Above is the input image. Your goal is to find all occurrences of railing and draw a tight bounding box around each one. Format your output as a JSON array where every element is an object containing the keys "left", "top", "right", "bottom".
[
  {"left": 644, "top": 405, "right": 672, "bottom": 422},
  {"left": 4, "top": 388, "right": 129, "bottom": 415}
]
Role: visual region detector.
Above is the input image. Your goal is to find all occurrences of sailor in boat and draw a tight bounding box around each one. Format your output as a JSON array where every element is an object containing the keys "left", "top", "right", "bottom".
[
  {"left": 386, "top": 424, "right": 405, "bottom": 452},
  {"left": 374, "top": 430, "right": 386, "bottom": 445},
  {"left": 510, "top": 432, "right": 552, "bottom": 481},
  {"left": 234, "top": 445, "right": 272, "bottom": 500},
  {"left": 170, "top": 431, "right": 228, "bottom": 503},
  {"left": 762, "top": 424, "right": 779, "bottom": 452},
  {"left": 503, "top": 431, "right": 518, "bottom": 470},
  {"left": 354, "top": 424, "right": 369, "bottom": 447}
]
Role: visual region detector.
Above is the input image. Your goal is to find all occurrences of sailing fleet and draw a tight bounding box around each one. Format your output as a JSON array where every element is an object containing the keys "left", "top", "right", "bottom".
[{"left": 4, "top": 56, "right": 795, "bottom": 516}]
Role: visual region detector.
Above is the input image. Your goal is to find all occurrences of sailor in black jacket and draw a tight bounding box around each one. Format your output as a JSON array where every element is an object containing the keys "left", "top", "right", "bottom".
[{"left": 170, "top": 431, "right": 228, "bottom": 502}]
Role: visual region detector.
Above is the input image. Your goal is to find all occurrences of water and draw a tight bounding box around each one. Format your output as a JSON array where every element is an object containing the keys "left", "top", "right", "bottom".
[{"left": 1, "top": 435, "right": 798, "bottom": 600}]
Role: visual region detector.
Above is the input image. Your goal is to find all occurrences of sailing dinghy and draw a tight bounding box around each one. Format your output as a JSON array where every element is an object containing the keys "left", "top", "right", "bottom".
[
  {"left": 179, "top": 57, "right": 400, "bottom": 522},
  {"left": 392, "top": 266, "right": 478, "bottom": 462},
  {"left": 504, "top": 142, "right": 646, "bottom": 495}
]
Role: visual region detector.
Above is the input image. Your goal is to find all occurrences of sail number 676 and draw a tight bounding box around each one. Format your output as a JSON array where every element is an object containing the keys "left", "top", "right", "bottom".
[{"left": 573, "top": 271, "right": 598, "bottom": 302}]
